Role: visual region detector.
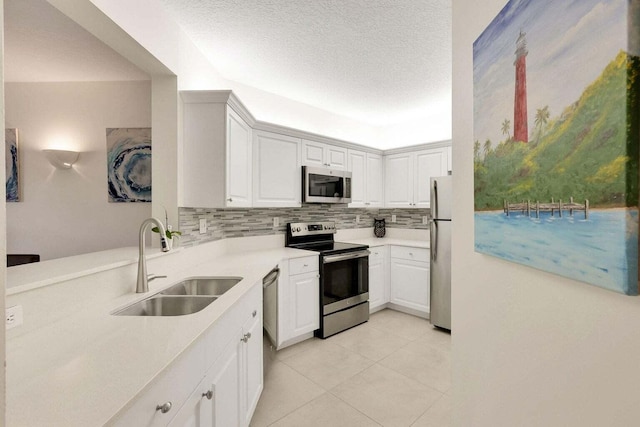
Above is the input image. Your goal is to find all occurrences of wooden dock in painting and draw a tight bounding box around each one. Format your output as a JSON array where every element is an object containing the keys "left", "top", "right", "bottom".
[{"left": 504, "top": 197, "right": 589, "bottom": 219}]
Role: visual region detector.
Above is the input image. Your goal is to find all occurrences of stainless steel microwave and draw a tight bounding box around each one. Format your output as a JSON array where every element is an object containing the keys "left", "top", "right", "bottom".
[{"left": 302, "top": 166, "right": 352, "bottom": 203}]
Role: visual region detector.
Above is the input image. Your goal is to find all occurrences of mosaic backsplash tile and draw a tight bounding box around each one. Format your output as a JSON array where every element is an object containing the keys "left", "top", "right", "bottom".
[{"left": 179, "top": 205, "right": 430, "bottom": 247}]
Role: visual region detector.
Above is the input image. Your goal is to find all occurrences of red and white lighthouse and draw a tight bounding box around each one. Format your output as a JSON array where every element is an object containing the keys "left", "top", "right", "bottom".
[{"left": 513, "top": 31, "right": 528, "bottom": 143}]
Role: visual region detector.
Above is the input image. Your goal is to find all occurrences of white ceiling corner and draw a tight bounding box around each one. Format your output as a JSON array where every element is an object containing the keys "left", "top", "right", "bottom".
[
  {"left": 158, "top": 0, "right": 452, "bottom": 130},
  {"left": 4, "top": 0, "right": 149, "bottom": 83}
]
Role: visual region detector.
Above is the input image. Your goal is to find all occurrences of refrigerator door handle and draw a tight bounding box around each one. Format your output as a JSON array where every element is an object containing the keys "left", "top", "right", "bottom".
[
  {"left": 433, "top": 179, "right": 439, "bottom": 220},
  {"left": 431, "top": 220, "right": 438, "bottom": 261}
]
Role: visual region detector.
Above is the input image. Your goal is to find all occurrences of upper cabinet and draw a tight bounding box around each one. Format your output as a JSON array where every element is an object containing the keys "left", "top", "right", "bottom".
[
  {"left": 348, "top": 149, "right": 384, "bottom": 208},
  {"left": 302, "top": 140, "right": 347, "bottom": 170},
  {"left": 384, "top": 147, "right": 448, "bottom": 208},
  {"left": 181, "top": 91, "right": 252, "bottom": 208},
  {"left": 252, "top": 131, "right": 302, "bottom": 207}
]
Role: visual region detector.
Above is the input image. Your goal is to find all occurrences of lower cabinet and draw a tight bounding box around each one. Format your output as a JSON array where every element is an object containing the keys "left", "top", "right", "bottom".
[
  {"left": 268, "top": 256, "right": 319, "bottom": 350},
  {"left": 368, "top": 246, "right": 388, "bottom": 312},
  {"left": 389, "top": 246, "right": 430, "bottom": 317},
  {"left": 113, "top": 281, "right": 263, "bottom": 427}
]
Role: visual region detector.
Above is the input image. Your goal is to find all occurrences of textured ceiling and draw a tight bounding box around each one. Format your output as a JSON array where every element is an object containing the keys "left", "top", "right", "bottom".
[
  {"left": 158, "top": 0, "right": 452, "bottom": 127},
  {"left": 4, "top": 0, "right": 149, "bottom": 82}
]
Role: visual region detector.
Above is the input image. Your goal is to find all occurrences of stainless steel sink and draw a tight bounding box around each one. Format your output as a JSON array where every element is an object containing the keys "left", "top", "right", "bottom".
[
  {"left": 160, "top": 277, "right": 243, "bottom": 297},
  {"left": 113, "top": 295, "right": 217, "bottom": 316}
]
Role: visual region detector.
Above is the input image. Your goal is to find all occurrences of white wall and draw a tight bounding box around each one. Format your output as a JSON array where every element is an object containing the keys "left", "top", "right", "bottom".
[
  {"left": 5, "top": 81, "right": 152, "bottom": 261},
  {"left": 452, "top": 2, "right": 640, "bottom": 426}
]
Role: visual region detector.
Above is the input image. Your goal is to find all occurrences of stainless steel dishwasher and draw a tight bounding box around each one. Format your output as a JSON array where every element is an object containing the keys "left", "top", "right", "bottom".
[{"left": 262, "top": 266, "right": 280, "bottom": 348}]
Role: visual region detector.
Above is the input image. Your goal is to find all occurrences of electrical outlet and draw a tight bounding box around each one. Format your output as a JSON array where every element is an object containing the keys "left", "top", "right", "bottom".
[
  {"left": 356, "top": 215, "right": 360, "bottom": 224},
  {"left": 423, "top": 216, "right": 429, "bottom": 225},
  {"left": 199, "top": 218, "right": 207, "bottom": 234},
  {"left": 391, "top": 214, "right": 397, "bottom": 223},
  {"left": 6, "top": 305, "right": 23, "bottom": 330},
  {"left": 273, "top": 217, "right": 279, "bottom": 227}
]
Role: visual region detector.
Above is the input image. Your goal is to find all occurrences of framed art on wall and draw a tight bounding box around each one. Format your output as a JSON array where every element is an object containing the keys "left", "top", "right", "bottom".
[
  {"left": 106, "top": 127, "right": 152, "bottom": 203},
  {"left": 473, "top": 0, "right": 640, "bottom": 295}
]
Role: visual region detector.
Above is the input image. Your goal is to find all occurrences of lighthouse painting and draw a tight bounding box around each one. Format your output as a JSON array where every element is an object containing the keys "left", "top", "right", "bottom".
[{"left": 473, "top": 0, "right": 640, "bottom": 295}]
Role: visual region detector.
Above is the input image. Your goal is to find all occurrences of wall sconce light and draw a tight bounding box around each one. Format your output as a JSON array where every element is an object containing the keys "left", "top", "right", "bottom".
[{"left": 43, "top": 149, "right": 80, "bottom": 169}]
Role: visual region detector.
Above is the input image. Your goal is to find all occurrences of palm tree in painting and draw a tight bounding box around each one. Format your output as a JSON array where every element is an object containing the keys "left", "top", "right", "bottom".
[
  {"left": 534, "top": 106, "right": 550, "bottom": 145},
  {"left": 483, "top": 139, "right": 492, "bottom": 159},
  {"left": 501, "top": 119, "right": 511, "bottom": 141},
  {"left": 474, "top": 140, "right": 481, "bottom": 162}
]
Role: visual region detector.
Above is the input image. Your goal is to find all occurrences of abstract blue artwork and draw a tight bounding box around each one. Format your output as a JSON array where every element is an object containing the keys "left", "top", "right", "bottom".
[
  {"left": 106, "top": 128, "right": 152, "bottom": 203},
  {"left": 5, "top": 128, "right": 19, "bottom": 202}
]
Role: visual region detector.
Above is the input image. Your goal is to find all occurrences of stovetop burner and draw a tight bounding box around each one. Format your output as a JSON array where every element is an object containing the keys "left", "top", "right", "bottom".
[{"left": 285, "top": 221, "right": 368, "bottom": 255}]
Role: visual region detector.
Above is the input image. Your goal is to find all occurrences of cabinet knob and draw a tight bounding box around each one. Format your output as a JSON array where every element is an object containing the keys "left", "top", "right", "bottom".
[
  {"left": 202, "top": 390, "right": 213, "bottom": 400},
  {"left": 227, "top": 198, "right": 233, "bottom": 202},
  {"left": 156, "top": 402, "right": 172, "bottom": 414},
  {"left": 241, "top": 332, "right": 252, "bottom": 343},
  {"left": 303, "top": 264, "right": 308, "bottom": 267},
  {"left": 252, "top": 310, "right": 257, "bottom": 318}
]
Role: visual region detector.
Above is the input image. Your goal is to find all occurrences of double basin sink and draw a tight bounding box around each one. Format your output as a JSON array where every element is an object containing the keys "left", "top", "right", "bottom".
[{"left": 113, "top": 277, "right": 242, "bottom": 316}]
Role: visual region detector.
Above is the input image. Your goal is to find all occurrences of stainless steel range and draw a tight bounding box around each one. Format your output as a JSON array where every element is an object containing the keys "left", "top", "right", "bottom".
[{"left": 286, "top": 221, "right": 370, "bottom": 338}]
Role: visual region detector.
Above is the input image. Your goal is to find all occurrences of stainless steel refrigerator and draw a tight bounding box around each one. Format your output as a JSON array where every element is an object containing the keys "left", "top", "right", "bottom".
[{"left": 430, "top": 175, "right": 452, "bottom": 330}]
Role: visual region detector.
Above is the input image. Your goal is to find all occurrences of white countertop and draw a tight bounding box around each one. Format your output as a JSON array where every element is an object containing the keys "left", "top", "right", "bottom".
[
  {"left": 6, "top": 231, "right": 427, "bottom": 426},
  {"left": 6, "top": 246, "right": 311, "bottom": 426}
]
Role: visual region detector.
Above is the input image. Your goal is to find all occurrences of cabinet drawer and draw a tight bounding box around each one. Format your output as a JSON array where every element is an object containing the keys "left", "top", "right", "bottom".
[
  {"left": 369, "top": 246, "right": 385, "bottom": 265},
  {"left": 112, "top": 338, "right": 206, "bottom": 427},
  {"left": 289, "top": 256, "right": 319, "bottom": 275},
  {"left": 390, "top": 246, "right": 429, "bottom": 263}
]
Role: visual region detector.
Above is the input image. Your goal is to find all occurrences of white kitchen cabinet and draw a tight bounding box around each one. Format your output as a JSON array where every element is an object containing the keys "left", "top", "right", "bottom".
[
  {"left": 347, "top": 149, "right": 383, "bottom": 208},
  {"left": 112, "top": 339, "right": 207, "bottom": 427},
  {"left": 181, "top": 91, "right": 252, "bottom": 208},
  {"left": 389, "top": 246, "right": 430, "bottom": 317},
  {"left": 113, "top": 279, "right": 263, "bottom": 427},
  {"left": 368, "top": 245, "right": 389, "bottom": 312},
  {"left": 270, "top": 256, "right": 319, "bottom": 350},
  {"left": 241, "top": 308, "right": 263, "bottom": 425},
  {"left": 302, "top": 139, "right": 347, "bottom": 170},
  {"left": 384, "top": 147, "right": 448, "bottom": 208},
  {"left": 252, "top": 131, "right": 302, "bottom": 207}
]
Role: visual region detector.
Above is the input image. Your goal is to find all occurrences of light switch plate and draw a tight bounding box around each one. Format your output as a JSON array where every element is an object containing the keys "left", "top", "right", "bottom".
[
  {"left": 356, "top": 215, "right": 360, "bottom": 224},
  {"left": 199, "top": 218, "right": 207, "bottom": 234},
  {"left": 273, "top": 217, "right": 279, "bottom": 227},
  {"left": 423, "top": 216, "right": 429, "bottom": 225},
  {"left": 392, "top": 214, "right": 397, "bottom": 223}
]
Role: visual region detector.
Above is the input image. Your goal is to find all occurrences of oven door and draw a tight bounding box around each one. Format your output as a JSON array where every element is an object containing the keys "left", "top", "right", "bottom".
[{"left": 321, "top": 250, "right": 369, "bottom": 315}]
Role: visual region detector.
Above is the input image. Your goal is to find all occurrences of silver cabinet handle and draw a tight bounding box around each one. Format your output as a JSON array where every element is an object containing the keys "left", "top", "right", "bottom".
[
  {"left": 156, "top": 402, "right": 172, "bottom": 414},
  {"left": 202, "top": 390, "right": 213, "bottom": 400},
  {"left": 227, "top": 198, "right": 233, "bottom": 202},
  {"left": 241, "top": 332, "right": 252, "bottom": 343},
  {"left": 252, "top": 310, "right": 257, "bottom": 318}
]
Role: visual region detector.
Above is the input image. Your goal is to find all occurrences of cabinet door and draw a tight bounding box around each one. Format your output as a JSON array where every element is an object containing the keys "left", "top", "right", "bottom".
[
  {"left": 204, "top": 336, "right": 241, "bottom": 427},
  {"left": 168, "top": 378, "right": 211, "bottom": 427},
  {"left": 390, "top": 258, "right": 430, "bottom": 314},
  {"left": 446, "top": 145, "right": 452, "bottom": 173},
  {"left": 241, "top": 310, "right": 263, "bottom": 426},
  {"left": 384, "top": 153, "right": 414, "bottom": 208},
  {"left": 253, "top": 131, "right": 301, "bottom": 207},
  {"left": 290, "top": 272, "right": 320, "bottom": 336},
  {"left": 366, "top": 153, "right": 384, "bottom": 207},
  {"left": 326, "top": 145, "right": 347, "bottom": 170},
  {"left": 301, "top": 140, "right": 326, "bottom": 167},
  {"left": 226, "top": 107, "right": 252, "bottom": 207},
  {"left": 414, "top": 149, "right": 447, "bottom": 208},
  {"left": 347, "top": 149, "right": 366, "bottom": 207},
  {"left": 368, "top": 246, "right": 388, "bottom": 311}
]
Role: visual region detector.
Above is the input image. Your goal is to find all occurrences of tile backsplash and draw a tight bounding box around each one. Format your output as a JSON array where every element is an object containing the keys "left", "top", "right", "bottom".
[{"left": 179, "top": 205, "right": 430, "bottom": 247}]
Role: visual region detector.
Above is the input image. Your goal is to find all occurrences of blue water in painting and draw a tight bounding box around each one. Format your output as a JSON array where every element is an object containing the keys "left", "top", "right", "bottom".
[{"left": 475, "top": 209, "right": 638, "bottom": 295}]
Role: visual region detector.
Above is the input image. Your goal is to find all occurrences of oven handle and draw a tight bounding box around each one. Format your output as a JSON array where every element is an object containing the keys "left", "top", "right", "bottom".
[
  {"left": 323, "top": 250, "right": 370, "bottom": 264},
  {"left": 263, "top": 267, "right": 280, "bottom": 288}
]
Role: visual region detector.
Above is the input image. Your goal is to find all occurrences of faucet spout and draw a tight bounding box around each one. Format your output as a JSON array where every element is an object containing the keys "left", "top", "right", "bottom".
[{"left": 136, "top": 217, "right": 170, "bottom": 293}]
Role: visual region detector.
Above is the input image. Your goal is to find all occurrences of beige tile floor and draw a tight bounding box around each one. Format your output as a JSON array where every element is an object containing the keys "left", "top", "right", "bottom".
[{"left": 250, "top": 309, "right": 451, "bottom": 427}]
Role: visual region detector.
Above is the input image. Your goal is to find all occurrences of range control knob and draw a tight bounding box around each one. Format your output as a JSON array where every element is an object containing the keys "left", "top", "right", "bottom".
[{"left": 296, "top": 227, "right": 301, "bottom": 232}]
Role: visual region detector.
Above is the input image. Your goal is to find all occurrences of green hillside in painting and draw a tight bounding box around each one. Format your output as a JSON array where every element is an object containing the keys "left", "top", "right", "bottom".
[{"left": 474, "top": 51, "right": 640, "bottom": 210}]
